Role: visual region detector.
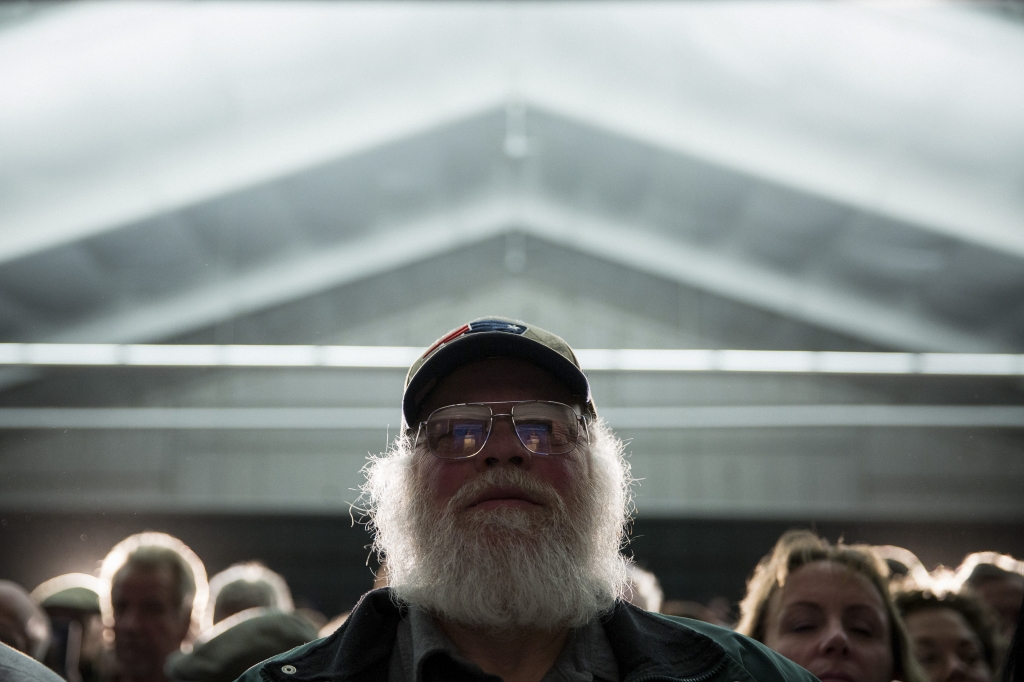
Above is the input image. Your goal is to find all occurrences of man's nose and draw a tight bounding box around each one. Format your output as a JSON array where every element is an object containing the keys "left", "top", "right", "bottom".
[
  {"left": 116, "top": 607, "right": 141, "bottom": 633},
  {"left": 940, "top": 653, "right": 970, "bottom": 682},
  {"left": 477, "top": 415, "right": 530, "bottom": 469}
]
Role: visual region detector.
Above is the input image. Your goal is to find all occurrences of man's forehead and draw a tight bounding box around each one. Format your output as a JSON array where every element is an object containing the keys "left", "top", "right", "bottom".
[{"left": 113, "top": 564, "right": 175, "bottom": 591}]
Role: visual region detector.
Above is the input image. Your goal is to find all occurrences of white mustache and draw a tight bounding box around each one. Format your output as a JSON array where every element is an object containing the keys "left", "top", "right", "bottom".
[{"left": 445, "top": 468, "right": 563, "bottom": 513}]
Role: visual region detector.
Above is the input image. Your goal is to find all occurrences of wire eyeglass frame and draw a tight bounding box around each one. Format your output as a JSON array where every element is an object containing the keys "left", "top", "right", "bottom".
[{"left": 412, "top": 400, "right": 591, "bottom": 460}]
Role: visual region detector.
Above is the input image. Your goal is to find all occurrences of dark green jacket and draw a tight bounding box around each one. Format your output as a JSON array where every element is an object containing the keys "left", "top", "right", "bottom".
[{"left": 234, "top": 588, "right": 816, "bottom": 682}]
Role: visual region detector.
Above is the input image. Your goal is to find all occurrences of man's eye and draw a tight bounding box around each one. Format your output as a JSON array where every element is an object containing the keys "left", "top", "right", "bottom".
[
  {"left": 958, "top": 648, "right": 982, "bottom": 666},
  {"left": 517, "top": 423, "right": 551, "bottom": 450},
  {"left": 452, "top": 423, "right": 485, "bottom": 451},
  {"left": 548, "top": 420, "right": 570, "bottom": 445},
  {"left": 518, "top": 423, "right": 550, "bottom": 436}
]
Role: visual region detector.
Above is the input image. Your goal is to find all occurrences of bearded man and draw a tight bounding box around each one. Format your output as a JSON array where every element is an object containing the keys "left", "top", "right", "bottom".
[{"left": 237, "top": 318, "right": 816, "bottom": 682}]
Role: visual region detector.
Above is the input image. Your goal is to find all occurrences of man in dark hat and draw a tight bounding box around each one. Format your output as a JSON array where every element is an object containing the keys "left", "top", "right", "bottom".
[
  {"left": 237, "top": 318, "right": 816, "bottom": 682},
  {"left": 33, "top": 574, "right": 105, "bottom": 682}
]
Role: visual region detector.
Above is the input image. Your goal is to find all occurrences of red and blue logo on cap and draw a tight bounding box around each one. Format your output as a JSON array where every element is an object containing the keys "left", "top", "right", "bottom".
[
  {"left": 419, "top": 319, "right": 527, "bottom": 360},
  {"left": 466, "top": 319, "right": 527, "bottom": 335}
]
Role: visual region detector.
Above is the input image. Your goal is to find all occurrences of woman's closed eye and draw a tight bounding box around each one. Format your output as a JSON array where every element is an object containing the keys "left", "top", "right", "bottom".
[
  {"left": 779, "top": 604, "right": 824, "bottom": 634},
  {"left": 848, "top": 622, "right": 878, "bottom": 638},
  {"left": 781, "top": 615, "right": 822, "bottom": 634},
  {"left": 844, "top": 608, "right": 885, "bottom": 639}
]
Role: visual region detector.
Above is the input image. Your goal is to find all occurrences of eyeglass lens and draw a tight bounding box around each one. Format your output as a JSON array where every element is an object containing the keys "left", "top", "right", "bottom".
[{"left": 424, "top": 401, "right": 579, "bottom": 458}]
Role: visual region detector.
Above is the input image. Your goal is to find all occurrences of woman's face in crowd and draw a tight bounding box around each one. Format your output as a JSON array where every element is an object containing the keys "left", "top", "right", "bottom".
[
  {"left": 762, "top": 561, "right": 895, "bottom": 682},
  {"left": 903, "top": 608, "right": 992, "bottom": 682}
]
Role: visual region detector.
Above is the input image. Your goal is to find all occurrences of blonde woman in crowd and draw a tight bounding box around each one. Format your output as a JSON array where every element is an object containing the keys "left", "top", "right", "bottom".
[{"left": 737, "top": 530, "right": 927, "bottom": 682}]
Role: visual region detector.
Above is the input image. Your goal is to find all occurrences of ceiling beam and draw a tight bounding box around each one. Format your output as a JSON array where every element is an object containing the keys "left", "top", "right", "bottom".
[
  {"left": 49, "top": 196, "right": 1000, "bottom": 352},
  {"left": 8, "top": 95, "right": 1022, "bottom": 266},
  {"left": 525, "top": 98, "right": 1024, "bottom": 261},
  {"left": 5, "top": 344, "right": 1024, "bottom": 374},
  {"left": 1, "top": 405, "right": 1022, "bottom": 430},
  {"left": 52, "top": 199, "right": 512, "bottom": 343},
  {"left": 515, "top": 200, "right": 1001, "bottom": 352},
  {"left": 4, "top": 3, "right": 1023, "bottom": 265}
]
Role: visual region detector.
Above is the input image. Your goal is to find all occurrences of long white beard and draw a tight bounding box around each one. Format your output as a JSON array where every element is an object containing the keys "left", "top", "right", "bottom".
[{"left": 362, "top": 419, "right": 633, "bottom": 633}]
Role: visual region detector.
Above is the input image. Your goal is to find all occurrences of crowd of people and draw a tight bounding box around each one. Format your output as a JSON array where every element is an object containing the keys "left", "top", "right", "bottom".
[
  {"left": 1, "top": 317, "right": 1022, "bottom": 682},
  {"left": 0, "top": 529, "right": 1020, "bottom": 682},
  {"left": 0, "top": 532, "right": 331, "bottom": 682}
]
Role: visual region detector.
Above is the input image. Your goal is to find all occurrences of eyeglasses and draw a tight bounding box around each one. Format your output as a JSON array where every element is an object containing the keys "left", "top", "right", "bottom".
[{"left": 413, "top": 400, "right": 589, "bottom": 460}]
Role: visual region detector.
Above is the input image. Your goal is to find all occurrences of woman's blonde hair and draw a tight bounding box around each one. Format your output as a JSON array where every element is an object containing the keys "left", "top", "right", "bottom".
[{"left": 736, "top": 530, "right": 926, "bottom": 682}]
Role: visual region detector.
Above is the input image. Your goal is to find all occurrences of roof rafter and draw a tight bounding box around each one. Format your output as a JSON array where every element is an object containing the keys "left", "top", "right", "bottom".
[
  {"left": 4, "top": 3, "right": 1023, "bottom": 265},
  {"left": 8, "top": 95, "right": 1024, "bottom": 266},
  {"left": 53, "top": 197, "right": 1001, "bottom": 353},
  {"left": 514, "top": 200, "right": 999, "bottom": 352}
]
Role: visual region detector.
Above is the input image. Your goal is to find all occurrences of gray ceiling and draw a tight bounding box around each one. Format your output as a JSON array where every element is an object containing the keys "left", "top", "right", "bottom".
[
  {"left": 0, "top": 2, "right": 1022, "bottom": 353},
  {"left": 1, "top": 2, "right": 1024, "bottom": 521},
  {"left": 2, "top": 104, "right": 1023, "bottom": 353}
]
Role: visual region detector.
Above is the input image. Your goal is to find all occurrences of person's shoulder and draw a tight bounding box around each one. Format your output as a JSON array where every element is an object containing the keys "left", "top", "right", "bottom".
[
  {"left": 653, "top": 615, "right": 817, "bottom": 682},
  {"left": 233, "top": 588, "right": 403, "bottom": 682},
  {"left": 174, "top": 610, "right": 320, "bottom": 682},
  {"left": 0, "top": 642, "right": 65, "bottom": 682},
  {"left": 232, "top": 637, "right": 329, "bottom": 682}
]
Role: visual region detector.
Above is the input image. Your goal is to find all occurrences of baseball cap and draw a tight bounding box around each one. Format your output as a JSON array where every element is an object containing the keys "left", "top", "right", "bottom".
[
  {"left": 403, "top": 317, "right": 594, "bottom": 425},
  {"left": 39, "top": 586, "right": 100, "bottom": 613}
]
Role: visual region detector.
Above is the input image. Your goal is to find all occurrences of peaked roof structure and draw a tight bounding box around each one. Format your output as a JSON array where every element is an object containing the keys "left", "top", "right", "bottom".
[{"left": 1, "top": 1, "right": 1023, "bottom": 351}]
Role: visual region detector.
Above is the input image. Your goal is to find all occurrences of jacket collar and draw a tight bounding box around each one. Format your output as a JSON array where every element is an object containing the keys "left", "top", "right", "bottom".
[
  {"left": 262, "top": 588, "right": 726, "bottom": 682},
  {"left": 602, "top": 600, "right": 726, "bottom": 681},
  {"left": 261, "top": 589, "right": 404, "bottom": 682}
]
